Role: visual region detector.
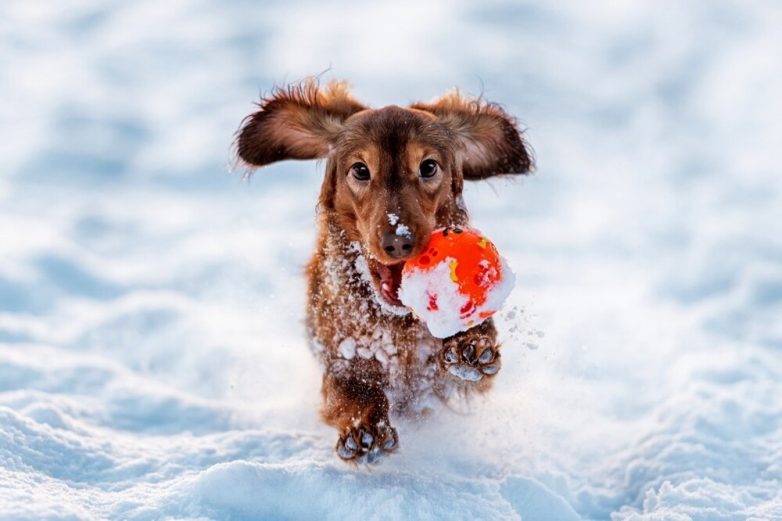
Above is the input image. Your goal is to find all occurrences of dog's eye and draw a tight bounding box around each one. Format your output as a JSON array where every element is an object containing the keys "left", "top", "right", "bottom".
[
  {"left": 419, "top": 159, "right": 439, "bottom": 178},
  {"left": 349, "top": 162, "right": 370, "bottom": 181}
]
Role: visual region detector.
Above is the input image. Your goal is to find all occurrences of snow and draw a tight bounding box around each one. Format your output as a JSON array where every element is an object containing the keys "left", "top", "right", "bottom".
[
  {"left": 395, "top": 224, "right": 411, "bottom": 238},
  {"left": 338, "top": 337, "right": 357, "bottom": 360},
  {"left": 387, "top": 212, "right": 411, "bottom": 237},
  {"left": 400, "top": 259, "right": 470, "bottom": 338},
  {"left": 2, "top": 0, "right": 782, "bottom": 520}
]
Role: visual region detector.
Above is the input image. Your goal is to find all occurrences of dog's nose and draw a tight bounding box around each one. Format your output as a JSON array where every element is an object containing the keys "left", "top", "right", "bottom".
[{"left": 381, "top": 232, "right": 415, "bottom": 259}]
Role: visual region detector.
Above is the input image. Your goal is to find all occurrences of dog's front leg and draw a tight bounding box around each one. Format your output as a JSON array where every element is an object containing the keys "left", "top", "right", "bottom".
[
  {"left": 439, "top": 319, "right": 501, "bottom": 383},
  {"left": 320, "top": 358, "right": 398, "bottom": 463}
]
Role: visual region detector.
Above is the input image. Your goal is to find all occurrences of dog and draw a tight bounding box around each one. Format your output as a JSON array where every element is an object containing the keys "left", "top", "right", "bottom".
[{"left": 235, "top": 80, "right": 532, "bottom": 463}]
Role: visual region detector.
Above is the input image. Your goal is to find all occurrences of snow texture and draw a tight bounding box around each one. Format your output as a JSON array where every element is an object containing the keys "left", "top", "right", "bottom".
[
  {"left": 2, "top": 0, "right": 782, "bottom": 520},
  {"left": 387, "top": 212, "right": 411, "bottom": 237},
  {"left": 395, "top": 224, "right": 411, "bottom": 238}
]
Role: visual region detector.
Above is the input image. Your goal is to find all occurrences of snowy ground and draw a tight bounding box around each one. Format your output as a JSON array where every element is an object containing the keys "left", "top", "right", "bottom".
[{"left": 2, "top": 1, "right": 782, "bottom": 519}]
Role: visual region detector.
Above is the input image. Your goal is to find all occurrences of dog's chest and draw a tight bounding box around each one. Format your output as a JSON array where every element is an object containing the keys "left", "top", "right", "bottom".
[{"left": 308, "top": 242, "right": 443, "bottom": 398}]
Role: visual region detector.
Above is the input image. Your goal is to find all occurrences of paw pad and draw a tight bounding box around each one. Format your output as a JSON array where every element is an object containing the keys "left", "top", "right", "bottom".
[
  {"left": 441, "top": 335, "right": 500, "bottom": 381},
  {"left": 336, "top": 423, "right": 398, "bottom": 464}
]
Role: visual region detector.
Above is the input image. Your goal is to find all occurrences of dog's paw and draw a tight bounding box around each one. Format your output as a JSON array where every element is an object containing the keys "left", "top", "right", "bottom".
[
  {"left": 441, "top": 332, "right": 500, "bottom": 382},
  {"left": 335, "top": 421, "right": 398, "bottom": 464}
]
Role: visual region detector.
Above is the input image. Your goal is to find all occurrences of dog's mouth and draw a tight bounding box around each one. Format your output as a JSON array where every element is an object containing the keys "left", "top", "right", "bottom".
[{"left": 368, "top": 259, "right": 405, "bottom": 308}]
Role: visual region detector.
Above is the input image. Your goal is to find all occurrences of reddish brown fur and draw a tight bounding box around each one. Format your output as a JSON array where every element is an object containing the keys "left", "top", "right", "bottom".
[{"left": 235, "top": 79, "right": 532, "bottom": 463}]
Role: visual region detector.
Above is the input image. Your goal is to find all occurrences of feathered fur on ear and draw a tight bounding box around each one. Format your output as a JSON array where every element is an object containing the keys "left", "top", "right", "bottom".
[
  {"left": 235, "top": 79, "right": 367, "bottom": 168},
  {"left": 411, "top": 91, "right": 533, "bottom": 180}
]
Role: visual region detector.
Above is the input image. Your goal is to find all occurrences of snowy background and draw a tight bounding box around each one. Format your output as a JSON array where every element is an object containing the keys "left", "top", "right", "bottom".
[{"left": 2, "top": 1, "right": 781, "bottom": 519}]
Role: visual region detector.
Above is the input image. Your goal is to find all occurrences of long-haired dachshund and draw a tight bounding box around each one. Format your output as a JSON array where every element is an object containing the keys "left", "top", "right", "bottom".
[{"left": 236, "top": 80, "right": 532, "bottom": 463}]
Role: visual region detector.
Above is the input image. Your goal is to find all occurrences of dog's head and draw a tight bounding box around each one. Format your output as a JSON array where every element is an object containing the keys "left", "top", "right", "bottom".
[{"left": 236, "top": 80, "right": 532, "bottom": 309}]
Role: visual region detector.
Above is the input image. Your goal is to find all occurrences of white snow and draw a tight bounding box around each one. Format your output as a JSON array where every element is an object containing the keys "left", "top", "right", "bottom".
[
  {"left": 399, "top": 259, "right": 469, "bottom": 338},
  {"left": 388, "top": 213, "right": 411, "bottom": 237},
  {"left": 395, "top": 224, "right": 411, "bottom": 238},
  {"left": 2, "top": 1, "right": 782, "bottom": 520},
  {"left": 338, "top": 337, "right": 357, "bottom": 359}
]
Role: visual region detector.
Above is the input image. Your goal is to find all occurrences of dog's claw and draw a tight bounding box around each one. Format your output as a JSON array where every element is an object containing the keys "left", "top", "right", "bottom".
[
  {"left": 337, "top": 434, "right": 358, "bottom": 460},
  {"left": 462, "top": 343, "right": 476, "bottom": 363},
  {"left": 366, "top": 447, "right": 383, "bottom": 464},
  {"left": 359, "top": 428, "right": 374, "bottom": 449},
  {"left": 481, "top": 364, "right": 499, "bottom": 375},
  {"left": 478, "top": 347, "right": 494, "bottom": 364},
  {"left": 383, "top": 433, "right": 398, "bottom": 450}
]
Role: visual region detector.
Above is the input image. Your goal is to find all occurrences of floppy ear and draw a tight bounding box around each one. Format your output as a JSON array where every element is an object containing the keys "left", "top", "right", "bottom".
[
  {"left": 236, "top": 80, "right": 367, "bottom": 168},
  {"left": 411, "top": 91, "right": 533, "bottom": 180}
]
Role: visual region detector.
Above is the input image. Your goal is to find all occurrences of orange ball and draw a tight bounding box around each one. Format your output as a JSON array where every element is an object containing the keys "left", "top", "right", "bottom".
[{"left": 400, "top": 226, "right": 513, "bottom": 338}]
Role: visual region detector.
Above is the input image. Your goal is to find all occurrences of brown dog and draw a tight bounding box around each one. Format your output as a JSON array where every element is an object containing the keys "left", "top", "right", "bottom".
[{"left": 236, "top": 80, "right": 532, "bottom": 463}]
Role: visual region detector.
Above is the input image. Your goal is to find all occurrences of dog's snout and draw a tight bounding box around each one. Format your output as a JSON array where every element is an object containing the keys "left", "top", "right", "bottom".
[{"left": 381, "top": 232, "right": 416, "bottom": 259}]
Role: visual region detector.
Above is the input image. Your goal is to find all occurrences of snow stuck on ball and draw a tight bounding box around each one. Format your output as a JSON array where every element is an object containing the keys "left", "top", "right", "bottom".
[{"left": 398, "top": 227, "right": 515, "bottom": 338}]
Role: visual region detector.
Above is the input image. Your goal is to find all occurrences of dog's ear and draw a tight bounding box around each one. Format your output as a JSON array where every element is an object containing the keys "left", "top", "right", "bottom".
[
  {"left": 411, "top": 91, "right": 533, "bottom": 180},
  {"left": 236, "top": 80, "right": 367, "bottom": 168}
]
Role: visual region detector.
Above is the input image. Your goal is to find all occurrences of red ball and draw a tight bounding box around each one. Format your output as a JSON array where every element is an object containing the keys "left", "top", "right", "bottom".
[{"left": 399, "top": 227, "right": 514, "bottom": 338}]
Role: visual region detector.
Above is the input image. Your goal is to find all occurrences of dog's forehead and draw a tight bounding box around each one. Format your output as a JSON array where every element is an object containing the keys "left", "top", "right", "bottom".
[
  {"left": 340, "top": 106, "right": 448, "bottom": 152},
  {"left": 347, "top": 105, "right": 423, "bottom": 132}
]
